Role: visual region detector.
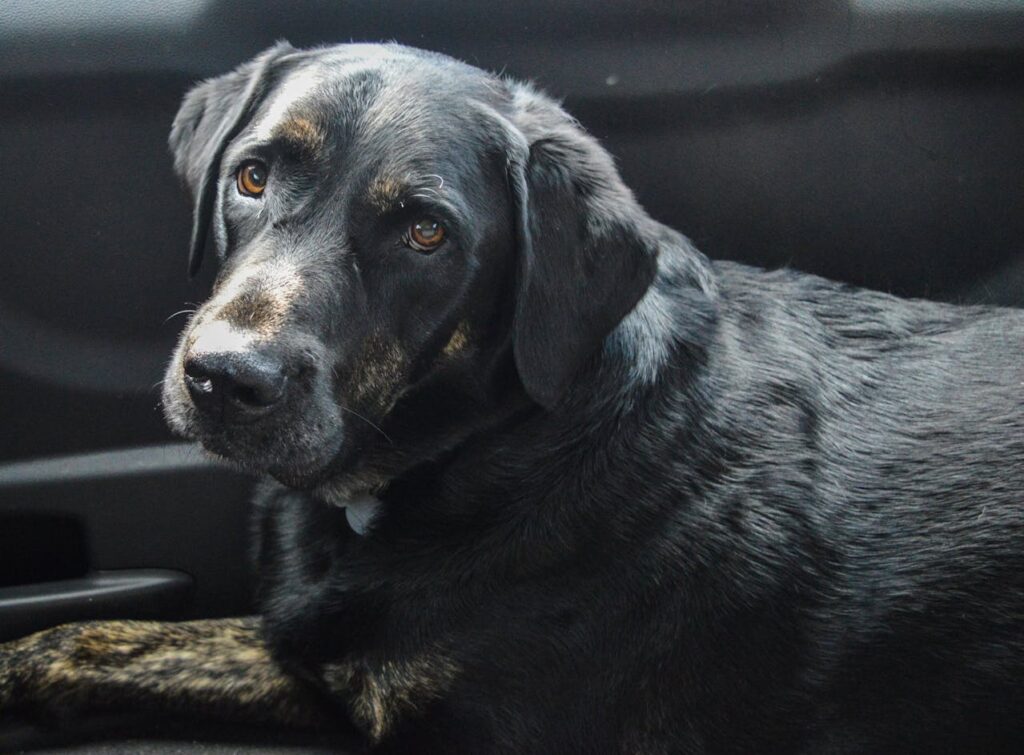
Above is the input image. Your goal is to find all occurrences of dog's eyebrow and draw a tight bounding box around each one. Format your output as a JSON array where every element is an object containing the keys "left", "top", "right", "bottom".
[
  {"left": 367, "top": 175, "right": 410, "bottom": 210},
  {"left": 269, "top": 116, "right": 325, "bottom": 159},
  {"left": 366, "top": 172, "right": 473, "bottom": 240},
  {"left": 368, "top": 174, "right": 454, "bottom": 213}
]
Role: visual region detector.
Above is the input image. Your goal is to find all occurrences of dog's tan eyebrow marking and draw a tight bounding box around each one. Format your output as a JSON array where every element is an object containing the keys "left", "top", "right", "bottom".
[
  {"left": 271, "top": 116, "right": 325, "bottom": 158},
  {"left": 367, "top": 176, "right": 410, "bottom": 211},
  {"left": 368, "top": 173, "right": 451, "bottom": 213}
]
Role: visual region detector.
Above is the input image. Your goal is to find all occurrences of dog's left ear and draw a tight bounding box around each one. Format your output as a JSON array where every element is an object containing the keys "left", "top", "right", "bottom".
[
  {"left": 169, "top": 41, "right": 294, "bottom": 277},
  {"left": 504, "top": 86, "right": 659, "bottom": 409}
]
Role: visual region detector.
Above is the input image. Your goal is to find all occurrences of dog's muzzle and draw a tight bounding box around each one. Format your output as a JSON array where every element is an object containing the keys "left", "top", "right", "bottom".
[{"left": 178, "top": 318, "right": 312, "bottom": 430}]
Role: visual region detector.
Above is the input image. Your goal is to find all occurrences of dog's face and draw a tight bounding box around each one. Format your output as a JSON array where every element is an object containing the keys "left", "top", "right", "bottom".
[{"left": 162, "top": 43, "right": 658, "bottom": 495}]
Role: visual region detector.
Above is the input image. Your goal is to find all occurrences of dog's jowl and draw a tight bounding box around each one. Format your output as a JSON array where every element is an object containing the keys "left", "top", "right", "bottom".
[{"left": 2, "top": 43, "right": 1023, "bottom": 754}]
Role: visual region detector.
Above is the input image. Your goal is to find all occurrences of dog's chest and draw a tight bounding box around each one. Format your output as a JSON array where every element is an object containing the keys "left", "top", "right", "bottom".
[{"left": 257, "top": 489, "right": 464, "bottom": 735}]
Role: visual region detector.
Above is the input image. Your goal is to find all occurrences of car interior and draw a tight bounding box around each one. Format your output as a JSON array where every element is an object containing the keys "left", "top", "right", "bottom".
[{"left": 1, "top": 0, "right": 1022, "bottom": 750}]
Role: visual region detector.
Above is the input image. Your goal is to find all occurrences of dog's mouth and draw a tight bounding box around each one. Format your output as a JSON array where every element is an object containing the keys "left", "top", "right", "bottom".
[
  {"left": 206, "top": 412, "right": 354, "bottom": 486},
  {"left": 197, "top": 425, "right": 343, "bottom": 485}
]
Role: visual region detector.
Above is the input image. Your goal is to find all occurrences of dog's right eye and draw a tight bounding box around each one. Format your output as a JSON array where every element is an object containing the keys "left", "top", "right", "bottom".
[
  {"left": 237, "top": 161, "right": 269, "bottom": 197},
  {"left": 406, "top": 218, "right": 446, "bottom": 252}
]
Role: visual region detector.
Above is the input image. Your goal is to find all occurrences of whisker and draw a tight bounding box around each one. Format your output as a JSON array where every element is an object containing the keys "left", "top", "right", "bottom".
[
  {"left": 164, "top": 308, "right": 197, "bottom": 325},
  {"left": 341, "top": 406, "right": 393, "bottom": 445}
]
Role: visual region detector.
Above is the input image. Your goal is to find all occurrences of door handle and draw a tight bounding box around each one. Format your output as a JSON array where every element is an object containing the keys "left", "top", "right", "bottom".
[{"left": 0, "top": 569, "right": 192, "bottom": 642}]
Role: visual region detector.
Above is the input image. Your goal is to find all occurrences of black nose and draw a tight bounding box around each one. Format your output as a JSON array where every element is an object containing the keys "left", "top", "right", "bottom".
[{"left": 183, "top": 350, "right": 288, "bottom": 423}]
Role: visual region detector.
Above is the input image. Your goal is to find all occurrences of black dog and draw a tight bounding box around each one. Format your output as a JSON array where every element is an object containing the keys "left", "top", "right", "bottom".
[{"left": 2, "top": 42, "right": 1024, "bottom": 754}]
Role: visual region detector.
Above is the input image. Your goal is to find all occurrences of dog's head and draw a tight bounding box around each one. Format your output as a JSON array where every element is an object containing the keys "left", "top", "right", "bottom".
[{"left": 162, "top": 42, "right": 659, "bottom": 494}]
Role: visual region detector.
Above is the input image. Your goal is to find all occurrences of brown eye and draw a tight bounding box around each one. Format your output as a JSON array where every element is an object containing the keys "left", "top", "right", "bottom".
[
  {"left": 237, "top": 160, "right": 268, "bottom": 197},
  {"left": 407, "top": 218, "right": 446, "bottom": 252}
]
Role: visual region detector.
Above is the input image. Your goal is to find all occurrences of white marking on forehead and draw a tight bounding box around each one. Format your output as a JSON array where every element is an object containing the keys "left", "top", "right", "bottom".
[
  {"left": 253, "top": 67, "right": 323, "bottom": 141},
  {"left": 190, "top": 318, "right": 255, "bottom": 356},
  {"left": 252, "top": 54, "right": 391, "bottom": 143}
]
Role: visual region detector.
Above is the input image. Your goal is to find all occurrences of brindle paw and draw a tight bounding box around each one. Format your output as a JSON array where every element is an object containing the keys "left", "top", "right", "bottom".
[
  {"left": 0, "top": 621, "right": 117, "bottom": 717},
  {"left": 0, "top": 628, "right": 50, "bottom": 714}
]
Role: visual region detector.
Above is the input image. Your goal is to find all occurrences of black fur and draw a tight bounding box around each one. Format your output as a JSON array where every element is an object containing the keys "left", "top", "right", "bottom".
[{"left": 137, "top": 42, "right": 1024, "bottom": 752}]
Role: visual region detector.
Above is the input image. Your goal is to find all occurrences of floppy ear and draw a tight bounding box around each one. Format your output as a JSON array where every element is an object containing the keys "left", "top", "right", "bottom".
[
  {"left": 169, "top": 41, "right": 294, "bottom": 277},
  {"left": 505, "top": 86, "right": 659, "bottom": 409}
]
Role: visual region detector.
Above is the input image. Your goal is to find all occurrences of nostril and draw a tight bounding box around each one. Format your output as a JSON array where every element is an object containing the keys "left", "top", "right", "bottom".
[
  {"left": 183, "top": 357, "right": 217, "bottom": 401},
  {"left": 186, "top": 374, "right": 215, "bottom": 395},
  {"left": 230, "top": 384, "right": 262, "bottom": 407},
  {"left": 229, "top": 370, "right": 287, "bottom": 408},
  {"left": 183, "top": 359, "right": 214, "bottom": 391}
]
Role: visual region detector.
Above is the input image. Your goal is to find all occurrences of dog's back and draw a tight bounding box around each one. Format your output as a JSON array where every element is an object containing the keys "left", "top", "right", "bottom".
[{"left": 652, "top": 255, "right": 1024, "bottom": 751}]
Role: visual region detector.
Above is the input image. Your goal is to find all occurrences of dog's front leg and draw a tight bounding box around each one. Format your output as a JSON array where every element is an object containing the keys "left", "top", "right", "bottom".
[{"left": 0, "top": 617, "right": 339, "bottom": 728}]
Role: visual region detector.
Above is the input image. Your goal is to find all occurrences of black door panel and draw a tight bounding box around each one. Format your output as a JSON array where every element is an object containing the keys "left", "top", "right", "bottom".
[
  {"left": 0, "top": 445, "right": 253, "bottom": 637},
  {"left": 0, "top": 570, "right": 193, "bottom": 643}
]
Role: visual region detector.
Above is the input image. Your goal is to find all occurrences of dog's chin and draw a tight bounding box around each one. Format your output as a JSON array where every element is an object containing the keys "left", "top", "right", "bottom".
[
  {"left": 210, "top": 444, "right": 347, "bottom": 492},
  {"left": 170, "top": 416, "right": 347, "bottom": 492},
  {"left": 266, "top": 459, "right": 341, "bottom": 490},
  {"left": 163, "top": 389, "right": 377, "bottom": 497},
  {"left": 208, "top": 433, "right": 347, "bottom": 489}
]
